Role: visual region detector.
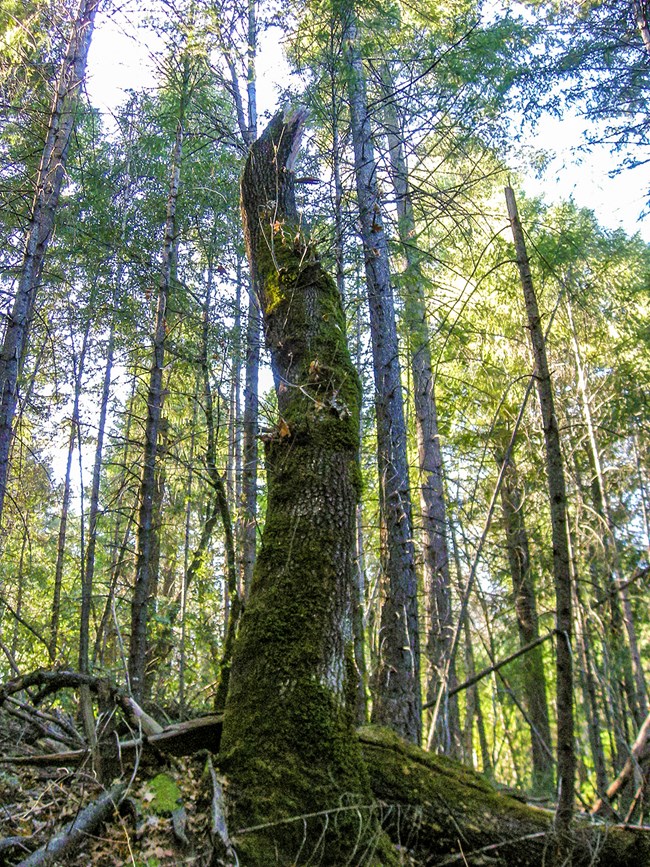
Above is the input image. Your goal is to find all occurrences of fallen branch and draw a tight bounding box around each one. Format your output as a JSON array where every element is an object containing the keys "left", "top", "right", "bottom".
[
  {"left": 0, "top": 668, "right": 161, "bottom": 736},
  {"left": 16, "top": 781, "right": 126, "bottom": 867},
  {"left": 592, "top": 710, "right": 650, "bottom": 816},
  {"left": 423, "top": 630, "right": 557, "bottom": 708},
  {"left": 0, "top": 714, "right": 224, "bottom": 767}
]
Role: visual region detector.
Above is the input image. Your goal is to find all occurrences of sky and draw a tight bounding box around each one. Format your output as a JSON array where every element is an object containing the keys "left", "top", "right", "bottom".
[{"left": 85, "top": 3, "right": 650, "bottom": 242}]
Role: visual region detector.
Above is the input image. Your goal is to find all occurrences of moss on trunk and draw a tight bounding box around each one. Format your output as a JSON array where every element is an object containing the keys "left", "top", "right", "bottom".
[
  {"left": 218, "top": 110, "right": 396, "bottom": 865},
  {"left": 361, "top": 726, "right": 650, "bottom": 866}
]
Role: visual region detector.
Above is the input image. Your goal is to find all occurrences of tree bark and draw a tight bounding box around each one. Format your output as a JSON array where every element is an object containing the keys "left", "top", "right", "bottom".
[
  {"left": 128, "top": 68, "right": 188, "bottom": 700},
  {"left": 382, "top": 68, "right": 460, "bottom": 757},
  {"left": 505, "top": 185, "right": 575, "bottom": 862},
  {"left": 495, "top": 444, "right": 554, "bottom": 793},
  {"left": 342, "top": 1, "right": 421, "bottom": 744},
  {"left": 361, "top": 726, "right": 650, "bottom": 867},
  {"left": 0, "top": 0, "right": 100, "bottom": 523},
  {"left": 219, "top": 109, "right": 394, "bottom": 866}
]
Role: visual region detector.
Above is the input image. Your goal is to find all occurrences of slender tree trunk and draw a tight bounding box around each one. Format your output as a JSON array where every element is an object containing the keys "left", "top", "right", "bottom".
[
  {"left": 241, "top": 286, "right": 259, "bottom": 599},
  {"left": 495, "top": 444, "right": 553, "bottom": 793},
  {"left": 566, "top": 294, "right": 648, "bottom": 725},
  {"left": 200, "top": 260, "right": 239, "bottom": 712},
  {"left": 0, "top": 0, "right": 99, "bottom": 522},
  {"left": 382, "top": 69, "right": 460, "bottom": 756},
  {"left": 342, "top": 0, "right": 421, "bottom": 744},
  {"left": 222, "top": 0, "right": 260, "bottom": 601},
  {"left": 50, "top": 320, "right": 90, "bottom": 660},
  {"left": 572, "top": 553, "right": 609, "bottom": 801},
  {"left": 92, "top": 370, "right": 138, "bottom": 669},
  {"left": 78, "top": 321, "right": 114, "bottom": 674},
  {"left": 331, "top": 97, "right": 368, "bottom": 724},
  {"left": 11, "top": 534, "right": 28, "bottom": 658},
  {"left": 177, "top": 366, "right": 203, "bottom": 716},
  {"left": 505, "top": 186, "right": 575, "bottom": 861},
  {"left": 227, "top": 258, "right": 243, "bottom": 588},
  {"left": 50, "top": 425, "right": 75, "bottom": 661},
  {"left": 220, "top": 109, "right": 391, "bottom": 865},
  {"left": 572, "top": 454, "right": 630, "bottom": 775},
  {"left": 129, "top": 72, "right": 187, "bottom": 700}
]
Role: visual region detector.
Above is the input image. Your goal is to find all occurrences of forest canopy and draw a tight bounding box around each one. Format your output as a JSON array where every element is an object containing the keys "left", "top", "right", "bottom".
[{"left": 0, "top": 0, "right": 649, "bottom": 864}]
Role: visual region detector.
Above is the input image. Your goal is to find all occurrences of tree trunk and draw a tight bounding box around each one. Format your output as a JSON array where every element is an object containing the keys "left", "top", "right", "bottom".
[
  {"left": 79, "top": 321, "right": 114, "bottom": 675},
  {"left": 220, "top": 0, "right": 260, "bottom": 601},
  {"left": 342, "top": 1, "right": 421, "bottom": 744},
  {"left": 331, "top": 96, "right": 368, "bottom": 724},
  {"left": 495, "top": 444, "right": 554, "bottom": 794},
  {"left": 50, "top": 319, "right": 90, "bottom": 661},
  {"left": 505, "top": 185, "right": 575, "bottom": 862},
  {"left": 219, "top": 109, "right": 394, "bottom": 866},
  {"left": 0, "top": 0, "right": 99, "bottom": 523},
  {"left": 128, "top": 71, "right": 187, "bottom": 700},
  {"left": 566, "top": 294, "right": 648, "bottom": 725},
  {"left": 361, "top": 726, "right": 650, "bottom": 867},
  {"left": 382, "top": 68, "right": 460, "bottom": 757}
]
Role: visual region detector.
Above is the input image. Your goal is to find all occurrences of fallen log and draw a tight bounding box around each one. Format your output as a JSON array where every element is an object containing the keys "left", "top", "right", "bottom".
[
  {"left": 0, "top": 715, "right": 223, "bottom": 767},
  {"left": 360, "top": 726, "right": 650, "bottom": 866},
  {"left": 15, "top": 781, "right": 126, "bottom": 867}
]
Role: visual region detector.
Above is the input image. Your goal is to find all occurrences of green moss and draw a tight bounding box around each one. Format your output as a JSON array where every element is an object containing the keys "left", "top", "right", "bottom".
[
  {"left": 360, "top": 726, "right": 552, "bottom": 864},
  {"left": 221, "top": 171, "right": 393, "bottom": 863},
  {"left": 145, "top": 773, "right": 181, "bottom": 816}
]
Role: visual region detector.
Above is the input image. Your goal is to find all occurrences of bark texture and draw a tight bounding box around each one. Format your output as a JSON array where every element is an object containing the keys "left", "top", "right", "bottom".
[
  {"left": 506, "top": 186, "right": 575, "bottom": 862},
  {"left": 219, "top": 110, "right": 394, "bottom": 866},
  {"left": 342, "top": 1, "right": 421, "bottom": 744}
]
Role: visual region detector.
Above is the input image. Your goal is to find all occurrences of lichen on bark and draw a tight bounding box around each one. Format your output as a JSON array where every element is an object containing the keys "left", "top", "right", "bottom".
[{"left": 218, "top": 109, "right": 394, "bottom": 865}]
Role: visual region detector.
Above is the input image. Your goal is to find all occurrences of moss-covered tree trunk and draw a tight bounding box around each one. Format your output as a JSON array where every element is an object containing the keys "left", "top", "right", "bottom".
[{"left": 219, "top": 110, "right": 393, "bottom": 865}]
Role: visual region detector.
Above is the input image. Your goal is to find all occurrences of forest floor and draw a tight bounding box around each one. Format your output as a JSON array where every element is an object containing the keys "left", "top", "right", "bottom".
[
  {"left": 2, "top": 687, "right": 650, "bottom": 867},
  {"left": 0, "top": 707, "right": 216, "bottom": 866}
]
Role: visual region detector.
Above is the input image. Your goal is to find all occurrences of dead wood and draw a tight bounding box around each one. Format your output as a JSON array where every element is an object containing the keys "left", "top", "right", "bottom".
[
  {"left": 0, "top": 668, "right": 163, "bottom": 738},
  {"left": 0, "top": 714, "right": 223, "bottom": 767},
  {"left": 15, "top": 781, "right": 126, "bottom": 867},
  {"left": 592, "top": 710, "right": 650, "bottom": 817}
]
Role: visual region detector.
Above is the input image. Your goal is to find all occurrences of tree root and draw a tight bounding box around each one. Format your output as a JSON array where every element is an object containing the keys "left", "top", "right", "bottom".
[{"left": 360, "top": 726, "right": 650, "bottom": 866}]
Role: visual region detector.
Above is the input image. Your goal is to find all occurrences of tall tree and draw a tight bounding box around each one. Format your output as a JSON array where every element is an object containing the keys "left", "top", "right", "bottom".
[
  {"left": 128, "top": 54, "right": 191, "bottom": 700},
  {"left": 341, "top": 0, "right": 421, "bottom": 744},
  {"left": 220, "top": 108, "right": 391, "bottom": 865},
  {"left": 381, "top": 66, "right": 461, "bottom": 756},
  {"left": 506, "top": 185, "right": 575, "bottom": 863},
  {"left": 0, "top": 0, "right": 100, "bottom": 523}
]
